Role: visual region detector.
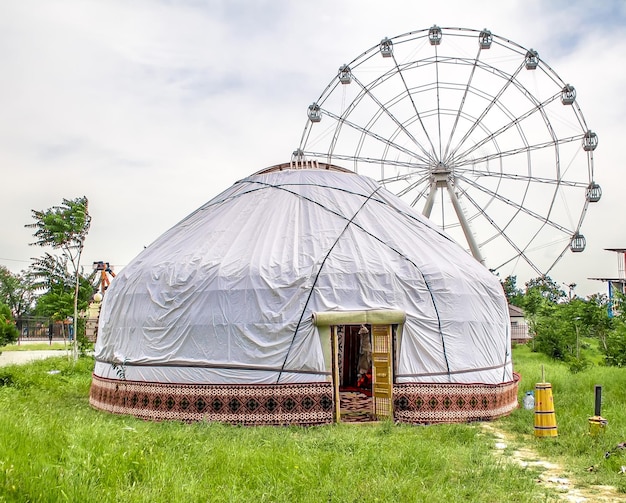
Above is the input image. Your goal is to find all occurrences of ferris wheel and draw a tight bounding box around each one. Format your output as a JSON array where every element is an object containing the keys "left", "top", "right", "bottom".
[{"left": 296, "top": 26, "right": 600, "bottom": 278}]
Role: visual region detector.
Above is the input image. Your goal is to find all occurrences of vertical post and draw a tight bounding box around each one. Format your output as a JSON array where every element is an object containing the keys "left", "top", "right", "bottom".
[
  {"left": 372, "top": 325, "right": 393, "bottom": 419},
  {"left": 331, "top": 326, "right": 341, "bottom": 423},
  {"left": 589, "top": 384, "right": 607, "bottom": 436},
  {"left": 422, "top": 179, "right": 438, "bottom": 218},
  {"left": 445, "top": 181, "right": 485, "bottom": 265},
  {"left": 594, "top": 385, "right": 602, "bottom": 417}
]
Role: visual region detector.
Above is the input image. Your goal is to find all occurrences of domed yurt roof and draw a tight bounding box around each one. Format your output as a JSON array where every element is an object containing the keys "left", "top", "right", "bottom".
[{"left": 91, "top": 161, "right": 517, "bottom": 424}]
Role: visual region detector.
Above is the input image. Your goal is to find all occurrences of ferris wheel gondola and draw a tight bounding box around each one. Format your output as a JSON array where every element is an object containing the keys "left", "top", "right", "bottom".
[{"left": 296, "top": 26, "right": 600, "bottom": 278}]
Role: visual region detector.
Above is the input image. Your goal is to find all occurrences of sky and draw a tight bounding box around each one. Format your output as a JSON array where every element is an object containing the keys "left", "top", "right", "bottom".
[{"left": 1, "top": 0, "right": 625, "bottom": 299}]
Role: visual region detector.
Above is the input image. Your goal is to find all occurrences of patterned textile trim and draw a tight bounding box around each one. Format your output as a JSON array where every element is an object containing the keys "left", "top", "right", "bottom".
[
  {"left": 89, "top": 375, "right": 334, "bottom": 425},
  {"left": 393, "top": 373, "right": 520, "bottom": 424}
]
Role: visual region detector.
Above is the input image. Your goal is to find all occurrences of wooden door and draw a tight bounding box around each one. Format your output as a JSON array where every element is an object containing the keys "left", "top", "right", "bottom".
[{"left": 372, "top": 325, "right": 393, "bottom": 419}]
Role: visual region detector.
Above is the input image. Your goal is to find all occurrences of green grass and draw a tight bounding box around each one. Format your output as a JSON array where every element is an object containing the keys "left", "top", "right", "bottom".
[
  {"left": 502, "top": 344, "right": 626, "bottom": 493},
  {"left": 2, "top": 343, "right": 67, "bottom": 351},
  {"left": 1, "top": 348, "right": 625, "bottom": 502}
]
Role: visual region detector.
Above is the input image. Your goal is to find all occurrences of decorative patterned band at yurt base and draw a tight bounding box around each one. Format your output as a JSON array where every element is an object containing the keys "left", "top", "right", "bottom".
[
  {"left": 89, "top": 163, "right": 519, "bottom": 425},
  {"left": 89, "top": 374, "right": 520, "bottom": 425}
]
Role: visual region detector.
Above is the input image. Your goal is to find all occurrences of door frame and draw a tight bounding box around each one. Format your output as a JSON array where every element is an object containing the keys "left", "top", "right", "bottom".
[{"left": 312, "top": 310, "right": 405, "bottom": 423}]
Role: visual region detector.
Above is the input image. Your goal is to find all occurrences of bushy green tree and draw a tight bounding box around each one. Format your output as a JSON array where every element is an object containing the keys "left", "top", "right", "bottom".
[
  {"left": 577, "top": 293, "right": 612, "bottom": 352},
  {"left": 0, "top": 266, "right": 35, "bottom": 321},
  {"left": 0, "top": 303, "right": 19, "bottom": 348},
  {"left": 524, "top": 276, "right": 566, "bottom": 304},
  {"left": 519, "top": 277, "right": 600, "bottom": 371},
  {"left": 603, "top": 324, "right": 626, "bottom": 367},
  {"left": 531, "top": 302, "right": 575, "bottom": 360},
  {"left": 508, "top": 276, "right": 626, "bottom": 368},
  {"left": 26, "top": 197, "right": 91, "bottom": 360},
  {"left": 600, "top": 291, "right": 626, "bottom": 366},
  {"left": 501, "top": 275, "right": 523, "bottom": 306}
]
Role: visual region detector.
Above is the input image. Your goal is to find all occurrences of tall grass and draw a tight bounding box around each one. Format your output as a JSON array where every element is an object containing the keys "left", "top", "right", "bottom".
[
  {"left": 2, "top": 343, "right": 67, "bottom": 352},
  {"left": 0, "top": 356, "right": 557, "bottom": 503},
  {"left": 1, "top": 347, "right": 625, "bottom": 501},
  {"left": 502, "top": 343, "right": 626, "bottom": 493}
]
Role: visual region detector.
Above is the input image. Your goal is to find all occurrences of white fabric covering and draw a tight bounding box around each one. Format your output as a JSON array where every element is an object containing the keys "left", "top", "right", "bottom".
[{"left": 93, "top": 167, "right": 513, "bottom": 385}]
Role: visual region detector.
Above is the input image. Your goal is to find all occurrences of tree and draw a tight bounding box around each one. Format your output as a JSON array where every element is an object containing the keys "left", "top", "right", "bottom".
[
  {"left": 577, "top": 293, "right": 612, "bottom": 352},
  {"left": 529, "top": 299, "right": 593, "bottom": 372},
  {"left": 603, "top": 323, "right": 626, "bottom": 367},
  {"left": 0, "top": 302, "right": 19, "bottom": 348},
  {"left": 601, "top": 290, "right": 626, "bottom": 366},
  {"left": 524, "top": 276, "right": 566, "bottom": 304},
  {"left": 501, "top": 275, "right": 522, "bottom": 306},
  {"left": 0, "top": 266, "right": 35, "bottom": 321},
  {"left": 26, "top": 197, "right": 91, "bottom": 360}
]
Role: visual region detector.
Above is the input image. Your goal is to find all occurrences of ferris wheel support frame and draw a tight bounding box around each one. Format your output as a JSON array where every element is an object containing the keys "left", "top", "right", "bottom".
[
  {"left": 423, "top": 167, "right": 485, "bottom": 265},
  {"left": 298, "top": 26, "right": 600, "bottom": 278}
]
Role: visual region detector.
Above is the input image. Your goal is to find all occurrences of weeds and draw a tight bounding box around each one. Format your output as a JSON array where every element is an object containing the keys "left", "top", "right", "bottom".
[{"left": 1, "top": 348, "right": 625, "bottom": 501}]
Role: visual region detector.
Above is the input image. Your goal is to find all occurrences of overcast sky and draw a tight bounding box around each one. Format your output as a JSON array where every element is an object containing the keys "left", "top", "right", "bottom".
[{"left": 1, "top": 0, "right": 625, "bottom": 298}]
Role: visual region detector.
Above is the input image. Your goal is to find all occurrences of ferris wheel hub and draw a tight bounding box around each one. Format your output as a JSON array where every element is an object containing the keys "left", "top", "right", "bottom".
[
  {"left": 299, "top": 26, "right": 599, "bottom": 278},
  {"left": 431, "top": 162, "right": 452, "bottom": 187}
]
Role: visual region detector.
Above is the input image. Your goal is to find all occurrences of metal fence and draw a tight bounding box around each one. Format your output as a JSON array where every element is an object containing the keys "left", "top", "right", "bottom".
[
  {"left": 511, "top": 323, "right": 531, "bottom": 343},
  {"left": 15, "top": 316, "right": 75, "bottom": 342}
]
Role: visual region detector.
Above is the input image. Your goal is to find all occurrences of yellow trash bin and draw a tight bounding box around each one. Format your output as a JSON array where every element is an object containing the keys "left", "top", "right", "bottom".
[
  {"left": 588, "top": 415, "right": 608, "bottom": 436},
  {"left": 534, "top": 382, "right": 557, "bottom": 437}
]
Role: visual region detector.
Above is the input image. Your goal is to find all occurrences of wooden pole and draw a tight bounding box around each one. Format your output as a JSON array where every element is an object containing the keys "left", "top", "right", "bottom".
[{"left": 331, "top": 326, "right": 341, "bottom": 423}]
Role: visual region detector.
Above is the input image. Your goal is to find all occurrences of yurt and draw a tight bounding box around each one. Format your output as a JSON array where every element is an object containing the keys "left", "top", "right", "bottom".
[{"left": 90, "top": 161, "right": 519, "bottom": 425}]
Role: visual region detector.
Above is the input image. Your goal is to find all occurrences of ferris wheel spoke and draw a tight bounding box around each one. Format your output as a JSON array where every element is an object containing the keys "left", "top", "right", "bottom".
[
  {"left": 447, "top": 63, "right": 525, "bottom": 162},
  {"left": 455, "top": 181, "right": 525, "bottom": 244},
  {"left": 450, "top": 92, "right": 561, "bottom": 165},
  {"left": 410, "top": 181, "right": 434, "bottom": 208},
  {"left": 323, "top": 108, "right": 430, "bottom": 164},
  {"left": 379, "top": 170, "right": 431, "bottom": 188},
  {"left": 302, "top": 150, "right": 425, "bottom": 171},
  {"left": 393, "top": 173, "right": 432, "bottom": 197},
  {"left": 456, "top": 187, "right": 544, "bottom": 277},
  {"left": 544, "top": 243, "right": 576, "bottom": 276},
  {"left": 459, "top": 175, "right": 573, "bottom": 234},
  {"left": 456, "top": 168, "right": 589, "bottom": 189},
  {"left": 452, "top": 133, "right": 585, "bottom": 169},
  {"left": 462, "top": 183, "right": 568, "bottom": 278},
  {"left": 493, "top": 234, "right": 571, "bottom": 274},
  {"left": 390, "top": 53, "right": 438, "bottom": 157},
  {"left": 350, "top": 74, "right": 435, "bottom": 162},
  {"left": 442, "top": 48, "right": 482, "bottom": 161},
  {"left": 434, "top": 46, "right": 444, "bottom": 160}
]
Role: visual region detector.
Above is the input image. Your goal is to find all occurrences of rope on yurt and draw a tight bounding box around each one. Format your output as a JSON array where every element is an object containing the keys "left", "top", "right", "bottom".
[
  {"left": 397, "top": 361, "right": 509, "bottom": 379},
  {"left": 502, "top": 317, "right": 513, "bottom": 382},
  {"left": 222, "top": 177, "right": 451, "bottom": 383},
  {"left": 273, "top": 190, "right": 451, "bottom": 384},
  {"left": 276, "top": 185, "right": 384, "bottom": 383}
]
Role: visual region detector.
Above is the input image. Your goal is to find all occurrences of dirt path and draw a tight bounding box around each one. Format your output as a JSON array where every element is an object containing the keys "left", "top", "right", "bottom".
[
  {"left": 481, "top": 422, "right": 625, "bottom": 502},
  {"left": 0, "top": 350, "right": 68, "bottom": 367}
]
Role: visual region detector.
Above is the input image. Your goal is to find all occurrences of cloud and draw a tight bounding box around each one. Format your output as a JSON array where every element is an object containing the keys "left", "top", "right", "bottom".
[{"left": 0, "top": 0, "right": 624, "bottom": 299}]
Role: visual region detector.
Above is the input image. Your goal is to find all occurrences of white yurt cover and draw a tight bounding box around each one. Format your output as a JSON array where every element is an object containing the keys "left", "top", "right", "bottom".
[{"left": 93, "top": 165, "right": 513, "bottom": 386}]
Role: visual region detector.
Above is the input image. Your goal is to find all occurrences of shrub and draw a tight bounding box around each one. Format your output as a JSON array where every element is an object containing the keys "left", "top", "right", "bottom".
[{"left": 0, "top": 303, "right": 19, "bottom": 348}]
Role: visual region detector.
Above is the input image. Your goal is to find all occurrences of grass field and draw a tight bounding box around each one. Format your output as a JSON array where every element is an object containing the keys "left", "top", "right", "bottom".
[
  {"left": 502, "top": 344, "right": 626, "bottom": 493},
  {"left": 2, "top": 343, "right": 68, "bottom": 352},
  {"left": 0, "top": 346, "right": 625, "bottom": 502}
]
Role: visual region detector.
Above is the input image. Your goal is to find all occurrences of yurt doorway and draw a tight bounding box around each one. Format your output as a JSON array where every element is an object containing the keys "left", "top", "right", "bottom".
[{"left": 334, "top": 324, "right": 394, "bottom": 423}]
